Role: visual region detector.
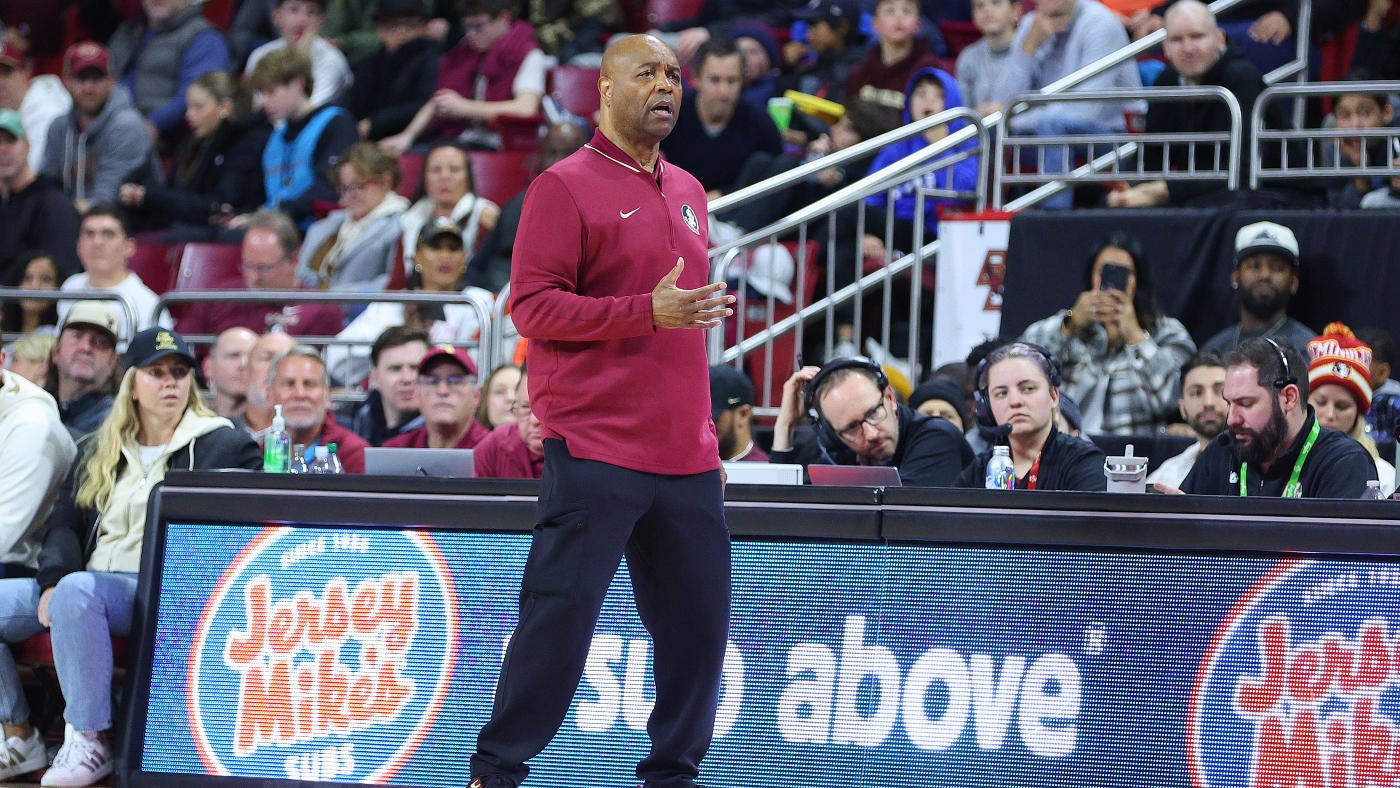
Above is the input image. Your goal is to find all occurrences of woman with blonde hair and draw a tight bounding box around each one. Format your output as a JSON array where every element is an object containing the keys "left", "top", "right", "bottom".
[
  {"left": 298, "top": 141, "right": 410, "bottom": 291},
  {"left": 0, "top": 328, "right": 259, "bottom": 786}
]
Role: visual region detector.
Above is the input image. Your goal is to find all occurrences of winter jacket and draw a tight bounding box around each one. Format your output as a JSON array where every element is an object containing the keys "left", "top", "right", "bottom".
[
  {"left": 136, "top": 113, "right": 270, "bottom": 228},
  {"left": 297, "top": 195, "right": 410, "bottom": 291},
  {"left": 863, "top": 66, "right": 980, "bottom": 234},
  {"left": 341, "top": 36, "right": 441, "bottom": 140},
  {"left": 37, "top": 409, "right": 259, "bottom": 590},
  {"left": 40, "top": 85, "right": 155, "bottom": 206},
  {"left": 0, "top": 372, "right": 76, "bottom": 570}
]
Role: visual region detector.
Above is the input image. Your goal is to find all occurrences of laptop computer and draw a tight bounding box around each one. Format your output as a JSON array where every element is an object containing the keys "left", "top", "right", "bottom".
[
  {"left": 806, "top": 464, "right": 903, "bottom": 487},
  {"left": 363, "top": 447, "right": 475, "bottom": 478},
  {"left": 722, "top": 462, "right": 804, "bottom": 485}
]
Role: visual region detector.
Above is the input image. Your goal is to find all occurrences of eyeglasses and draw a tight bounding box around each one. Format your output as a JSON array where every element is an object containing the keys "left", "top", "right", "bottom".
[
  {"left": 338, "top": 180, "right": 369, "bottom": 196},
  {"left": 240, "top": 259, "right": 291, "bottom": 275},
  {"left": 140, "top": 364, "right": 192, "bottom": 382},
  {"left": 511, "top": 402, "right": 533, "bottom": 417},
  {"left": 418, "top": 374, "right": 474, "bottom": 388},
  {"left": 835, "top": 401, "right": 887, "bottom": 441}
]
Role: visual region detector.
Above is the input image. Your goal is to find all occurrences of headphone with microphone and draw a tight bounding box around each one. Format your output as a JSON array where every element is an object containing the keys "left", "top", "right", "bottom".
[
  {"left": 804, "top": 356, "right": 888, "bottom": 459},
  {"left": 1262, "top": 336, "right": 1298, "bottom": 390},
  {"left": 972, "top": 342, "right": 1064, "bottom": 432}
]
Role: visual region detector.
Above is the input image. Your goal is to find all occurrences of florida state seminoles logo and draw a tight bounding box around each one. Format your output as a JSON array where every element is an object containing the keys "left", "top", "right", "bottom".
[
  {"left": 187, "top": 528, "right": 458, "bottom": 783},
  {"left": 1188, "top": 559, "right": 1400, "bottom": 788}
]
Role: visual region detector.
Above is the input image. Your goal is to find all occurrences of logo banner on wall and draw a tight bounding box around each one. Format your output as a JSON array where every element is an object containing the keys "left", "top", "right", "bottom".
[
  {"left": 935, "top": 211, "right": 1013, "bottom": 369},
  {"left": 146, "top": 523, "right": 1400, "bottom": 787}
]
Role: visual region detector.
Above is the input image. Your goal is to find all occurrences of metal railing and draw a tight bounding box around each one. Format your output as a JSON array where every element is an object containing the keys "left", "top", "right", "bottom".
[
  {"left": 1250, "top": 80, "right": 1400, "bottom": 188},
  {"left": 994, "top": 87, "right": 1243, "bottom": 208},
  {"left": 153, "top": 289, "right": 499, "bottom": 381},
  {"left": 0, "top": 289, "right": 140, "bottom": 344},
  {"left": 705, "top": 109, "right": 989, "bottom": 408}
]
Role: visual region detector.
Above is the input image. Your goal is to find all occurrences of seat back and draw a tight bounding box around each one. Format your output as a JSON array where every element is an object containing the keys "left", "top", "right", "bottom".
[
  {"left": 550, "top": 65, "right": 603, "bottom": 121},
  {"left": 128, "top": 242, "right": 177, "bottom": 295},
  {"left": 175, "top": 243, "right": 244, "bottom": 291},
  {"left": 469, "top": 150, "right": 532, "bottom": 207}
]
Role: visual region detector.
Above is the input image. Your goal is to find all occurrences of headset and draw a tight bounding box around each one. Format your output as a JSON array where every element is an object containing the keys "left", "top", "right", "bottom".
[
  {"left": 1262, "top": 336, "right": 1298, "bottom": 390},
  {"left": 804, "top": 356, "right": 888, "bottom": 459},
  {"left": 972, "top": 342, "right": 1064, "bottom": 431}
]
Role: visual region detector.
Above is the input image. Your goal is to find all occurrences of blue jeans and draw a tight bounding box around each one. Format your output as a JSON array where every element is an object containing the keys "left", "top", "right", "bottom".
[
  {"left": 1017, "top": 112, "right": 1120, "bottom": 209},
  {"left": 0, "top": 572, "right": 137, "bottom": 732}
]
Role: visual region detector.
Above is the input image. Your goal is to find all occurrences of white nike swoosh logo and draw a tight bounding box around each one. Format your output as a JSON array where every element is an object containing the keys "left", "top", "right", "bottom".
[{"left": 620, "top": 207, "right": 640, "bottom": 218}]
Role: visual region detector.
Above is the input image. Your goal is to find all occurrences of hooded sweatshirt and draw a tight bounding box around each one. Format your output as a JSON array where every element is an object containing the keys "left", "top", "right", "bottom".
[
  {"left": 37, "top": 409, "right": 260, "bottom": 590},
  {"left": 40, "top": 84, "right": 154, "bottom": 206},
  {"left": 863, "top": 66, "right": 980, "bottom": 234},
  {"left": 0, "top": 371, "right": 76, "bottom": 569}
]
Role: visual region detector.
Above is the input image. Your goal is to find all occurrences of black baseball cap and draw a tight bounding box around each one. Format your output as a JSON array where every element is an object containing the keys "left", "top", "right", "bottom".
[
  {"left": 709, "top": 364, "right": 755, "bottom": 419},
  {"left": 123, "top": 328, "right": 196, "bottom": 370}
]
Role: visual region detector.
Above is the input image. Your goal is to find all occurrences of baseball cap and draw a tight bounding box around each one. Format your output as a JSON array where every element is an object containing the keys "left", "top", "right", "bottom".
[
  {"left": 418, "top": 215, "right": 465, "bottom": 247},
  {"left": 0, "top": 109, "right": 23, "bottom": 141},
  {"left": 0, "top": 41, "right": 23, "bottom": 70},
  {"left": 61, "top": 301, "right": 120, "bottom": 342},
  {"left": 122, "top": 328, "right": 196, "bottom": 370},
  {"left": 709, "top": 364, "right": 755, "bottom": 419},
  {"left": 418, "top": 343, "right": 479, "bottom": 378},
  {"left": 63, "top": 42, "right": 111, "bottom": 76},
  {"left": 1234, "top": 221, "right": 1299, "bottom": 268},
  {"left": 374, "top": 0, "right": 428, "bottom": 20},
  {"left": 793, "top": 0, "right": 860, "bottom": 26}
]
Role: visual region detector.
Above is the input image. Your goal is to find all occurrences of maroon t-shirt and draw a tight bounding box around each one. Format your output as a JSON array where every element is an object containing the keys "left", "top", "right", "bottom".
[
  {"left": 510, "top": 131, "right": 719, "bottom": 475},
  {"left": 383, "top": 420, "right": 491, "bottom": 449},
  {"left": 175, "top": 300, "right": 345, "bottom": 339},
  {"left": 844, "top": 39, "right": 939, "bottom": 111},
  {"left": 473, "top": 423, "right": 544, "bottom": 479}
]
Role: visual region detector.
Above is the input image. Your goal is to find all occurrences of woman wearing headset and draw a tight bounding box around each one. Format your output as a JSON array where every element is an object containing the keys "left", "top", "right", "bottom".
[{"left": 957, "top": 342, "right": 1107, "bottom": 491}]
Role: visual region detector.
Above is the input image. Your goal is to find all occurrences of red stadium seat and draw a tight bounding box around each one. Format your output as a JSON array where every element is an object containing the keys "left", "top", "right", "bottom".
[
  {"left": 175, "top": 243, "right": 244, "bottom": 291},
  {"left": 128, "top": 242, "right": 177, "bottom": 295},
  {"left": 202, "top": 0, "right": 235, "bottom": 28},
  {"left": 550, "top": 65, "right": 603, "bottom": 121},
  {"left": 398, "top": 152, "right": 426, "bottom": 199},
  {"left": 643, "top": 0, "right": 704, "bottom": 29},
  {"left": 492, "top": 114, "right": 546, "bottom": 152},
  {"left": 938, "top": 20, "right": 981, "bottom": 58},
  {"left": 469, "top": 150, "right": 532, "bottom": 207}
]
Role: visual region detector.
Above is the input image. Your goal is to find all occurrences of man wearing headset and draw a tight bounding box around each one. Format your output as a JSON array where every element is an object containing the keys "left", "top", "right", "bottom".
[
  {"left": 772, "top": 356, "right": 972, "bottom": 486},
  {"left": 1174, "top": 337, "right": 1376, "bottom": 498}
]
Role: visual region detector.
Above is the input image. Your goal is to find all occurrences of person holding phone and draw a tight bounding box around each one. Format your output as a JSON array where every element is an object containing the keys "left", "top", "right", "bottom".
[{"left": 1020, "top": 232, "right": 1197, "bottom": 435}]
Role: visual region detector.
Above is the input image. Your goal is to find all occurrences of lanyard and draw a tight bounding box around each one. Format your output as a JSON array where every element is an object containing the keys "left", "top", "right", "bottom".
[
  {"left": 1238, "top": 419, "right": 1319, "bottom": 498},
  {"left": 1024, "top": 452, "right": 1043, "bottom": 491}
]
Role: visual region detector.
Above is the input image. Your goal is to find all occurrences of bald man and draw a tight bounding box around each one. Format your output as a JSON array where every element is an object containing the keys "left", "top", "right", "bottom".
[
  {"left": 202, "top": 326, "right": 257, "bottom": 419},
  {"left": 469, "top": 34, "right": 735, "bottom": 788},
  {"left": 1108, "top": 0, "right": 1276, "bottom": 208}
]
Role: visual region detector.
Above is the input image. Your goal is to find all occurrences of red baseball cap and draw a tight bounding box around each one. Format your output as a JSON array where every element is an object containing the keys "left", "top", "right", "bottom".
[
  {"left": 63, "top": 42, "right": 111, "bottom": 76},
  {"left": 418, "top": 344, "right": 479, "bottom": 378}
]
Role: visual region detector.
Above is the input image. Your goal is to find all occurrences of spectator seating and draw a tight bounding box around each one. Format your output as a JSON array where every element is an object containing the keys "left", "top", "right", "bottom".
[
  {"left": 551, "top": 65, "right": 603, "bottom": 121},
  {"left": 128, "top": 242, "right": 179, "bottom": 296},
  {"left": 469, "top": 150, "right": 533, "bottom": 207},
  {"left": 398, "top": 153, "right": 427, "bottom": 199},
  {"left": 176, "top": 243, "right": 244, "bottom": 291},
  {"left": 643, "top": 0, "right": 705, "bottom": 29}
]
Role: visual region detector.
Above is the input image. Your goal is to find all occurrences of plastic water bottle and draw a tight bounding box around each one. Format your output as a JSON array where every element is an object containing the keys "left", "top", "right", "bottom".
[
  {"left": 289, "top": 444, "right": 309, "bottom": 474},
  {"left": 1361, "top": 479, "right": 1384, "bottom": 500},
  {"left": 327, "top": 443, "right": 345, "bottom": 475},
  {"left": 985, "top": 445, "right": 1015, "bottom": 490},
  {"left": 263, "top": 404, "right": 290, "bottom": 473},
  {"left": 308, "top": 445, "right": 331, "bottom": 474}
]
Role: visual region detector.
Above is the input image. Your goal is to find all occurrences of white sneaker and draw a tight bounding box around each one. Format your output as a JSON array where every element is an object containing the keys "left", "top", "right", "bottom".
[
  {"left": 40, "top": 725, "right": 111, "bottom": 787},
  {"left": 0, "top": 728, "right": 46, "bottom": 780}
]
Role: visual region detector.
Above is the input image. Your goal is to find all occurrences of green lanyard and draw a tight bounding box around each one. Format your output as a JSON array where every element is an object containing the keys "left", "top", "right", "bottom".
[{"left": 1238, "top": 419, "right": 1320, "bottom": 498}]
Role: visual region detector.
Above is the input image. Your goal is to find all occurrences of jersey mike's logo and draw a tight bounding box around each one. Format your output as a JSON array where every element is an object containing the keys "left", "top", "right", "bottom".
[
  {"left": 1188, "top": 559, "right": 1400, "bottom": 788},
  {"left": 187, "top": 527, "right": 458, "bottom": 783}
]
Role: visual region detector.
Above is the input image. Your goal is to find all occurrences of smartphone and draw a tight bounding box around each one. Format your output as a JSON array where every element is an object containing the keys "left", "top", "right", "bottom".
[{"left": 1099, "top": 262, "right": 1131, "bottom": 292}]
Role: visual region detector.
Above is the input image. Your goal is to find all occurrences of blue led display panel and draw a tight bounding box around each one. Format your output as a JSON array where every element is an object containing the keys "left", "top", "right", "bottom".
[{"left": 138, "top": 522, "right": 1400, "bottom": 787}]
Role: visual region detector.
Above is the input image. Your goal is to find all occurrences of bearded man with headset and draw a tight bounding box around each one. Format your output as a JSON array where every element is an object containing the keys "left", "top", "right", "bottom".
[{"left": 772, "top": 356, "right": 972, "bottom": 487}]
